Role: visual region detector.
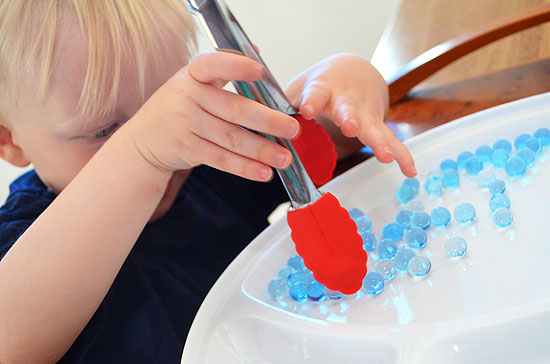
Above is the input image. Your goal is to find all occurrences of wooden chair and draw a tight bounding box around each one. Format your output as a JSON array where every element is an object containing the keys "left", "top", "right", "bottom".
[{"left": 336, "top": 2, "right": 550, "bottom": 174}]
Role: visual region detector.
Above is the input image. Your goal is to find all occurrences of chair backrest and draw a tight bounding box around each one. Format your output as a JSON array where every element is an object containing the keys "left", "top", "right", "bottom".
[{"left": 386, "top": 3, "right": 550, "bottom": 105}]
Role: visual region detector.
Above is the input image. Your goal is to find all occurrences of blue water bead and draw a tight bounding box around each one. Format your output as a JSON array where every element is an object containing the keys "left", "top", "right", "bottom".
[
  {"left": 440, "top": 159, "right": 458, "bottom": 171},
  {"left": 361, "top": 231, "right": 377, "bottom": 252},
  {"left": 475, "top": 145, "right": 493, "bottom": 163},
  {"left": 382, "top": 222, "right": 405, "bottom": 242},
  {"left": 505, "top": 156, "right": 526, "bottom": 177},
  {"left": 427, "top": 169, "right": 444, "bottom": 179},
  {"left": 406, "top": 227, "right": 427, "bottom": 249},
  {"left": 374, "top": 259, "right": 397, "bottom": 281},
  {"left": 424, "top": 175, "right": 444, "bottom": 196},
  {"left": 289, "top": 283, "right": 307, "bottom": 302},
  {"left": 442, "top": 170, "right": 459, "bottom": 188},
  {"left": 493, "top": 139, "right": 512, "bottom": 154},
  {"left": 454, "top": 202, "right": 476, "bottom": 224},
  {"left": 325, "top": 288, "right": 344, "bottom": 301},
  {"left": 348, "top": 207, "right": 364, "bottom": 220},
  {"left": 411, "top": 211, "right": 431, "bottom": 230},
  {"left": 408, "top": 256, "right": 431, "bottom": 277},
  {"left": 489, "top": 193, "right": 511, "bottom": 211},
  {"left": 477, "top": 170, "right": 496, "bottom": 188},
  {"left": 406, "top": 199, "right": 424, "bottom": 212},
  {"left": 534, "top": 127, "right": 550, "bottom": 147},
  {"left": 278, "top": 265, "right": 295, "bottom": 280},
  {"left": 493, "top": 207, "right": 513, "bottom": 228},
  {"left": 526, "top": 137, "right": 542, "bottom": 155},
  {"left": 457, "top": 151, "right": 474, "bottom": 169},
  {"left": 489, "top": 178, "right": 506, "bottom": 195},
  {"left": 517, "top": 147, "right": 535, "bottom": 166},
  {"left": 491, "top": 149, "right": 510, "bottom": 168},
  {"left": 306, "top": 281, "right": 326, "bottom": 301},
  {"left": 396, "top": 209, "right": 413, "bottom": 229},
  {"left": 396, "top": 185, "right": 415, "bottom": 205},
  {"left": 445, "top": 236, "right": 467, "bottom": 258},
  {"left": 465, "top": 156, "right": 483, "bottom": 176},
  {"left": 394, "top": 248, "right": 416, "bottom": 271},
  {"left": 431, "top": 207, "right": 451, "bottom": 227},
  {"left": 378, "top": 239, "right": 398, "bottom": 260},
  {"left": 514, "top": 134, "right": 531, "bottom": 150},
  {"left": 287, "top": 254, "right": 306, "bottom": 270},
  {"left": 403, "top": 177, "right": 420, "bottom": 193},
  {"left": 356, "top": 215, "right": 372, "bottom": 233},
  {"left": 268, "top": 277, "right": 287, "bottom": 299},
  {"left": 363, "top": 272, "right": 385, "bottom": 295},
  {"left": 287, "top": 270, "right": 314, "bottom": 287}
]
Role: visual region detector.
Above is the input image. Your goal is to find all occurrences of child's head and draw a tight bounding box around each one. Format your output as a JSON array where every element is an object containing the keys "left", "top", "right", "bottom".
[{"left": 0, "top": 0, "right": 196, "bottom": 193}]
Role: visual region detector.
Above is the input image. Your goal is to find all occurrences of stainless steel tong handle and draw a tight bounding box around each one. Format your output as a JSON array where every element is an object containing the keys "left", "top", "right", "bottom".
[{"left": 187, "top": 0, "right": 322, "bottom": 208}]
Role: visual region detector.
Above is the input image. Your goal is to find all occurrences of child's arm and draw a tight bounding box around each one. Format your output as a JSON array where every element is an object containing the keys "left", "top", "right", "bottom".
[
  {"left": 285, "top": 53, "right": 417, "bottom": 177},
  {"left": 0, "top": 52, "right": 298, "bottom": 364}
]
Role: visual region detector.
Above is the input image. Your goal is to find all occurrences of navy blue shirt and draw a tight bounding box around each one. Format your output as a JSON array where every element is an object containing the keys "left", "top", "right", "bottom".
[{"left": 0, "top": 167, "right": 287, "bottom": 363}]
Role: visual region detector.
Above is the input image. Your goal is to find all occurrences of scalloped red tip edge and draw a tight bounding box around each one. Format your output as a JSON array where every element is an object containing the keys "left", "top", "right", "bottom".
[
  {"left": 291, "top": 116, "right": 337, "bottom": 186},
  {"left": 287, "top": 192, "right": 367, "bottom": 294}
]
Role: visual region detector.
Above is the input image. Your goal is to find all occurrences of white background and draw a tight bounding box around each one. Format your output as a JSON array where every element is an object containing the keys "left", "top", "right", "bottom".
[{"left": 0, "top": 0, "right": 400, "bottom": 202}]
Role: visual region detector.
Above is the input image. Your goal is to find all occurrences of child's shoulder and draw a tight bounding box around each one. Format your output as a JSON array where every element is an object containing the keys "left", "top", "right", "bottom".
[
  {"left": 0, "top": 170, "right": 55, "bottom": 257},
  {"left": 0, "top": 170, "right": 55, "bottom": 218}
]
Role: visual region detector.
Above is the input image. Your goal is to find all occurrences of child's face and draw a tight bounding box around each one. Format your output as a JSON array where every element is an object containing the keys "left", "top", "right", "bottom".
[{"left": 3, "top": 18, "right": 189, "bottom": 220}]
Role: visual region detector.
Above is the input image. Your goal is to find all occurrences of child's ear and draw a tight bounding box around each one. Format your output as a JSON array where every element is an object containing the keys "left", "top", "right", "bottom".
[{"left": 0, "top": 123, "right": 31, "bottom": 167}]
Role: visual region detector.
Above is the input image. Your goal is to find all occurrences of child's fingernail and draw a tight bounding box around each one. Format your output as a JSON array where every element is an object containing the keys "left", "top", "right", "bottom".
[
  {"left": 254, "top": 64, "right": 264, "bottom": 77},
  {"left": 287, "top": 120, "right": 300, "bottom": 138},
  {"left": 303, "top": 104, "right": 314, "bottom": 118},
  {"left": 347, "top": 118, "right": 359, "bottom": 128},
  {"left": 259, "top": 167, "right": 271, "bottom": 180},
  {"left": 277, "top": 151, "right": 291, "bottom": 168},
  {"left": 384, "top": 147, "right": 393, "bottom": 156}
]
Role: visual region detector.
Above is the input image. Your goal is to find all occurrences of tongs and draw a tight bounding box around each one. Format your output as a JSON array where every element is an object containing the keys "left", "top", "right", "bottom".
[
  {"left": 188, "top": 0, "right": 367, "bottom": 294},
  {"left": 187, "top": 0, "right": 322, "bottom": 209}
]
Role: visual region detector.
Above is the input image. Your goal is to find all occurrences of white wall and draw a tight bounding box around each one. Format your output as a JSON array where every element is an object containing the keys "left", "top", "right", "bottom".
[
  {"left": 0, "top": 0, "right": 400, "bottom": 204},
  {"left": 203, "top": 0, "right": 402, "bottom": 86}
]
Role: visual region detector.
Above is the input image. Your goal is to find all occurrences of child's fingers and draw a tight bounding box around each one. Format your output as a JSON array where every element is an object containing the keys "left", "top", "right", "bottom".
[
  {"left": 194, "top": 85, "right": 300, "bottom": 140},
  {"left": 355, "top": 116, "right": 394, "bottom": 164},
  {"left": 193, "top": 116, "right": 292, "bottom": 170},
  {"left": 382, "top": 128, "right": 417, "bottom": 177},
  {"left": 192, "top": 136, "right": 274, "bottom": 182},
  {"left": 298, "top": 82, "right": 330, "bottom": 120},
  {"left": 186, "top": 51, "right": 263, "bottom": 85},
  {"left": 332, "top": 98, "right": 360, "bottom": 136},
  {"left": 283, "top": 73, "right": 306, "bottom": 107}
]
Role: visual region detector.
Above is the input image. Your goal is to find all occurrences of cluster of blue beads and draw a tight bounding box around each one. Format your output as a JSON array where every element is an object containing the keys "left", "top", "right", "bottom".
[
  {"left": 268, "top": 127, "right": 548, "bottom": 304},
  {"left": 267, "top": 254, "right": 330, "bottom": 302},
  {"left": 375, "top": 195, "right": 436, "bottom": 283},
  {"left": 366, "top": 206, "right": 433, "bottom": 294},
  {"left": 489, "top": 130, "right": 548, "bottom": 177},
  {"left": 488, "top": 179, "right": 513, "bottom": 228}
]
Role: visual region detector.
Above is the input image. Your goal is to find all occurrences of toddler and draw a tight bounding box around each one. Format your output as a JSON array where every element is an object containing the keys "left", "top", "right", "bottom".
[{"left": 0, "top": 1, "right": 415, "bottom": 363}]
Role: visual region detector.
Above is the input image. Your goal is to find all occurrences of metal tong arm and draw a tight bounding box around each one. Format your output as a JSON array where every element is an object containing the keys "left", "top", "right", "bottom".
[{"left": 188, "top": 0, "right": 322, "bottom": 207}]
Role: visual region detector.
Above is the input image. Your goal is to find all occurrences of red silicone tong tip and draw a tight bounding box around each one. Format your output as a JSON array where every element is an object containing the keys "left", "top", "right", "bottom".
[
  {"left": 291, "top": 116, "right": 337, "bottom": 186},
  {"left": 287, "top": 193, "right": 367, "bottom": 294}
]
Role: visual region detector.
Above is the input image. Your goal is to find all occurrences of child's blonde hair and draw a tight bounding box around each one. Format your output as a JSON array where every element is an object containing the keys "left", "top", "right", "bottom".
[{"left": 0, "top": 0, "right": 196, "bottom": 121}]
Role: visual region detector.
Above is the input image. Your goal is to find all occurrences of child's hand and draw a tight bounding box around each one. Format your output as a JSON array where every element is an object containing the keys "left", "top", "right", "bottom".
[
  {"left": 125, "top": 51, "right": 300, "bottom": 182},
  {"left": 285, "top": 53, "right": 416, "bottom": 177}
]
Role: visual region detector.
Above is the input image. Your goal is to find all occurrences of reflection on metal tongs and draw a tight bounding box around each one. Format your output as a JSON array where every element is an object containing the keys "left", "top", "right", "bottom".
[
  {"left": 187, "top": 0, "right": 322, "bottom": 208},
  {"left": 188, "top": 1, "right": 368, "bottom": 295}
]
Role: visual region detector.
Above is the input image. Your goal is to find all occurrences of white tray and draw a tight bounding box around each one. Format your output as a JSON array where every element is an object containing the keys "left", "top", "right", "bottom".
[{"left": 182, "top": 93, "right": 550, "bottom": 364}]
